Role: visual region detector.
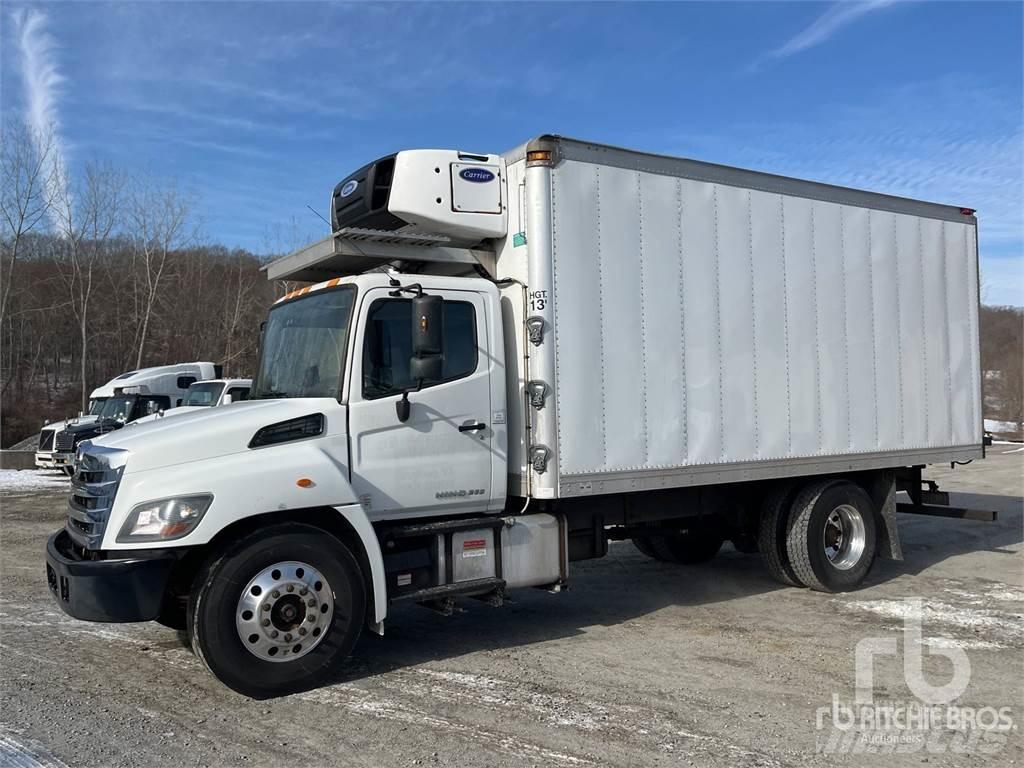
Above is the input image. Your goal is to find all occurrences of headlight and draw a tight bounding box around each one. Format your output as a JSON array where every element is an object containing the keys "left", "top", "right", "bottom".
[{"left": 116, "top": 494, "right": 213, "bottom": 543}]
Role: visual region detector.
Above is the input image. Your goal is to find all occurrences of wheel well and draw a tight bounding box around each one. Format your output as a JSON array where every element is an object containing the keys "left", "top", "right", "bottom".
[{"left": 163, "top": 507, "right": 376, "bottom": 626}]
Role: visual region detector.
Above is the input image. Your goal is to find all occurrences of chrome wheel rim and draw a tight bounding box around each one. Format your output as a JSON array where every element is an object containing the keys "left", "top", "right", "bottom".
[
  {"left": 823, "top": 504, "right": 866, "bottom": 571},
  {"left": 235, "top": 560, "right": 333, "bottom": 662}
]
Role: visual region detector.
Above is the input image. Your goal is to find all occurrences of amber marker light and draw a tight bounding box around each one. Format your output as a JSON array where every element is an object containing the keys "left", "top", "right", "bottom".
[{"left": 296, "top": 478, "right": 315, "bottom": 488}]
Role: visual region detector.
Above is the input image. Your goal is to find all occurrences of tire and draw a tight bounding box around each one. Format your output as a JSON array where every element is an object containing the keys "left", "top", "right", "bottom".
[
  {"left": 729, "top": 535, "right": 759, "bottom": 554},
  {"left": 785, "top": 480, "right": 878, "bottom": 592},
  {"left": 156, "top": 600, "right": 187, "bottom": 631},
  {"left": 631, "top": 536, "right": 659, "bottom": 558},
  {"left": 188, "top": 523, "right": 366, "bottom": 698},
  {"left": 648, "top": 522, "right": 725, "bottom": 565},
  {"left": 758, "top": 484, "right": 802, "bottom": 587}
]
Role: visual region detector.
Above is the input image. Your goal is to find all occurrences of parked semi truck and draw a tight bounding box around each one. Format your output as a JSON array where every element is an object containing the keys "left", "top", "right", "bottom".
[
  {"left": 35, "top": 362, "right": 220, "bottom": 474},
  {"left": 46, "top": 136, "right": 986, "bottom": 698}
]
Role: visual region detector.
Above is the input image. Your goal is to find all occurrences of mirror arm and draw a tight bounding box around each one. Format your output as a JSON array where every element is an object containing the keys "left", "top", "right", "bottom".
[
  {"left": 395, "top": 378, "right": 425, "bottom": 423},
  {"left": 388, "top": 282, "right": 423, "bottom": 298}
]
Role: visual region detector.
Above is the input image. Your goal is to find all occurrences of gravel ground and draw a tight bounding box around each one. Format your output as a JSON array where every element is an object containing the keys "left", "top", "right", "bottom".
[{"left": 1, "top": 451, "right": 1021, "bottom": 767}]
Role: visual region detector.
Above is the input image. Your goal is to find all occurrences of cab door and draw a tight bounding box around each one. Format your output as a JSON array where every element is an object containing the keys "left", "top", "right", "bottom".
[{"left": 347, "top": 287, "right": 493, "bottom": 520}]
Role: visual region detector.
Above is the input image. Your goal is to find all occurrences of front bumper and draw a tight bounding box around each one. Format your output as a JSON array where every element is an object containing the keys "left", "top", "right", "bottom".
[
  {"left": 35, "top": 451, "right": 72, "bottom": 469},
  {"left": 45, "top": 530, "right": 178, "bottom": 622}
]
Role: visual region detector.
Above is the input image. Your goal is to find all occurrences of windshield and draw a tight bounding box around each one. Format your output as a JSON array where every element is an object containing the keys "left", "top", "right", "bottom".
[
  {"left": 251, "top": 287, "right": 355, "bottom": 400},
  {"left": 183, "top": 382, "right": 225, "bottom": 407},
  {"left": 97, "top": 395, "right": 135, "bottom": 422},
  {"left": 87, "top": 398, "right": 107, "bottom": 415}
]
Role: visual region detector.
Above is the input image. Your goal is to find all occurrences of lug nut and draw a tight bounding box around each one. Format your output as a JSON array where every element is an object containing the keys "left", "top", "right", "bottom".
[
  {"left": 284, "top": 633, "right": 292, "bottom": 642},
  {"left": 307, "top": 599, "right": 316, "bottom": 607},
  {"left": 298, "top": 628, "right": 307, "bottom": 636},
  {"left": 270, "top": 630, "right": 279, "bottom": 638},
  {"left": 262, "top": 603, "right": 270, "bottom": 611},
  {"left": 286, "top": 585, "right": 294, "bottom": 593},
  {"left": 262, "top": 619, "right": 270, "bottom": 627},
  {"left": 299, "top": 588, "right": 308, "bottom": 596},
  {"left": 271, "top": 590, "right": 280, "bottom": 598},
  {"left": 307, "top": 614, "right": 316, "bottom": 623}
]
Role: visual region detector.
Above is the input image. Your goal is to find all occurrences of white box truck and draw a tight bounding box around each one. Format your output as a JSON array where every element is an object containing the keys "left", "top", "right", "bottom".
[{"left": 46, "top": 136, "right": 987, "bottom": 697}]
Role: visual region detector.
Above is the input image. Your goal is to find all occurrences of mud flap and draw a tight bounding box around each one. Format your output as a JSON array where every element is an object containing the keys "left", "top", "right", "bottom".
[{"left": 867, "top": 470, "right": 902, "bottom": 561}]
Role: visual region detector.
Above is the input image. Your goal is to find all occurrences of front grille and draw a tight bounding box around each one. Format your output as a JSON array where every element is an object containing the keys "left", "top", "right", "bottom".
[
  {"left": 38, "top": 430, "right": 55, "bottom": 452},
  {"left": 65, "top": 448, "right": 126, "bottom": 550},
  {"left": 55, "top": 430, "right": 76, "bottom": 452}
]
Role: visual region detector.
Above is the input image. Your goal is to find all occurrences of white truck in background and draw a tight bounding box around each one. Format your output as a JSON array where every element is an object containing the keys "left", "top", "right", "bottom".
[
  {"left": 35, "top": 362, "right": 220, "bottom": 474},
  {"left": 46, "top": 136, "right": 988, "bottom": 698},
  {"left": 132, "top": 378, "right": 252, "bottom": 426}
]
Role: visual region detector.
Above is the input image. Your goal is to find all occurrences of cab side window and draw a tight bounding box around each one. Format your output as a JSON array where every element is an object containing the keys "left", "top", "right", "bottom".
[
  {"left": 227, "top": 387, "right": 250, "bottom": 401},
  {"left": 362, "top": 299, "right": 477, "bottom": 399},
  {"left": 133, "top": 396, "right": 170, "bottom": 420}
]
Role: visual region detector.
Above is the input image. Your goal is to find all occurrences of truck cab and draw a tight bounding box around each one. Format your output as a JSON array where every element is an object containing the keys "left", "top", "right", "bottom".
[{"left": 131, "top": 378, "right": 252, "bottom": 426}]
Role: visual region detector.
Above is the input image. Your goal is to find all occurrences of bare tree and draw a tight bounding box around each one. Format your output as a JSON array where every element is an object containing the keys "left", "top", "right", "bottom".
[
  {"left": 55, "top": 161, "right": 125, "bottom": 409},
  {"left": 126, "top": 175, "right": 196, "bottom": 369},
  {"left": 0, "top": 120, "right": 56, "bottom": 345}
]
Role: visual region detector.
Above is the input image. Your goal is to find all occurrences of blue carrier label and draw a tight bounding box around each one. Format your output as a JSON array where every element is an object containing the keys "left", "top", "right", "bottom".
[{"left": 459, "top": 167, "right": 495, "bottom": 183}]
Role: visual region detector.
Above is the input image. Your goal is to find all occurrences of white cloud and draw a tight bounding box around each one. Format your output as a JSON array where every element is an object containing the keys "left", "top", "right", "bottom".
[
  {"left": 11, "top": 8, "right": 69, "bottom": 230},
  {"left": 767, "top": 0, "right": 897, "bottom": 60}
]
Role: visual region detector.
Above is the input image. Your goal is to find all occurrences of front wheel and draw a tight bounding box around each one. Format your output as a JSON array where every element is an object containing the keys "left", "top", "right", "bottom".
[{"left": 189, "top": 524, "right": 366, "bottom": 698}]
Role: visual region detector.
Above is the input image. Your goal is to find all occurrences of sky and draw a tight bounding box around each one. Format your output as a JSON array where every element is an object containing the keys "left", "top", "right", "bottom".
[{"left": 2, "top": 1, "right": 1022, "bottom": 305}]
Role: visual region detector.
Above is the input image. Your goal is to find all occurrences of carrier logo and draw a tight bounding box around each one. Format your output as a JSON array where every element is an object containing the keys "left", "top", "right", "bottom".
[
  {"left": 339, "top": 179, "right": 358, "bottom": 198},
  {"left": 459, "top": 167, "right": 495, "bottom": 183}
]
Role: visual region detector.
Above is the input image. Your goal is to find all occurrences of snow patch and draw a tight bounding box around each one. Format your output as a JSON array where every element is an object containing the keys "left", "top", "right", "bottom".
[
  {"left": 0, "top": 469, "right": 67, "bottom": 493},
  {"left": 843, "top": 596, "right": 1024, "bottom": 650}
]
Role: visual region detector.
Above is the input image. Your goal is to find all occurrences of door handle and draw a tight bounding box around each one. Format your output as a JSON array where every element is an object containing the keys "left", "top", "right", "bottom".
[{"left": 458, "top": 422, "right": 487, "bottom": 432}]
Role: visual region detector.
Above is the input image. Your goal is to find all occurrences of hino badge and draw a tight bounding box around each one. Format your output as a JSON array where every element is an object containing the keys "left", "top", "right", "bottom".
[{"left": 45, "top": 136, "right": 988, "bottom": 697}]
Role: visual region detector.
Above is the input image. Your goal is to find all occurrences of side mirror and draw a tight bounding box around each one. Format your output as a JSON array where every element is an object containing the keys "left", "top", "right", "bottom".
[
  {"left": 397, "top": 294, "right": 445, "bottom": 423},
  {"left": 222, "top": 394, "right": 233, "bottom": 405}
]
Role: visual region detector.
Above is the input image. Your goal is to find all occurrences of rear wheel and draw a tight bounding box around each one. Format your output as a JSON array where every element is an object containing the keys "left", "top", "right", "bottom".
[
  {"left": 188, "top": 523, "right": 365, "bottom": 698},
  {"left": 758, "top": 484, "right": 802, "bottom": 587},
  {"left": 631, "top": 536, "right": 658, "bottom": 558},
  {"left": 785, "top": 480, "right": 877, "bottom": 592},
  {"left": 639, "top": 521, "right": 725, "bottom": 565}
]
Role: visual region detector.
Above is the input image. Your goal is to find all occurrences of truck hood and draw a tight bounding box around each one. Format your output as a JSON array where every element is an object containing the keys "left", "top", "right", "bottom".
[
  {"left": 90, "top": 398, "right": 344, "bottom": 474},
  {"left": 44, "top": 415, "right": 99, "bottom": 433}
]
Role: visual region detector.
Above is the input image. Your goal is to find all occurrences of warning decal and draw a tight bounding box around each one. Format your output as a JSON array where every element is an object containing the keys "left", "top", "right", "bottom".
[{"left": 462, "top": 539, "right": 487, "bottom": 558}]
